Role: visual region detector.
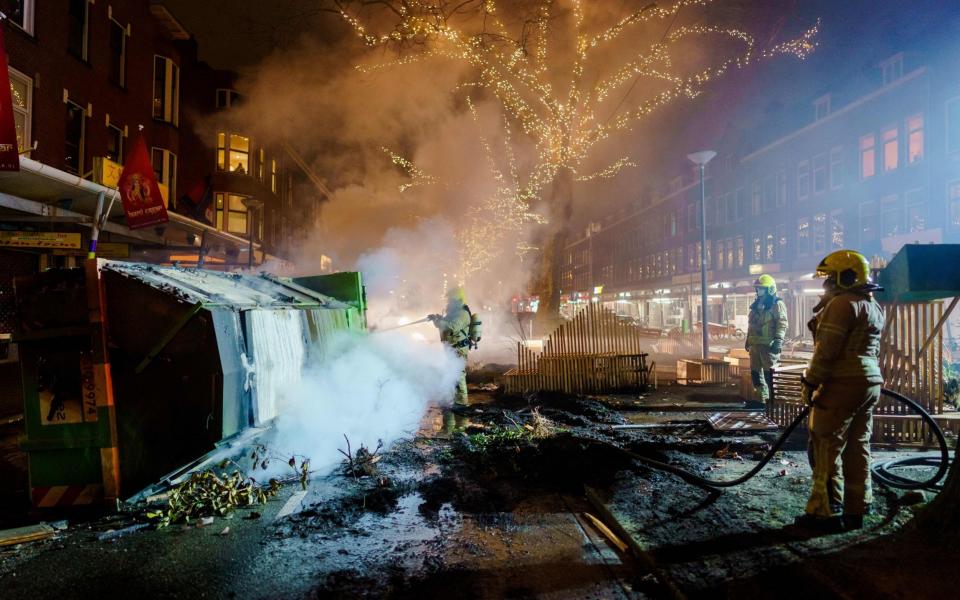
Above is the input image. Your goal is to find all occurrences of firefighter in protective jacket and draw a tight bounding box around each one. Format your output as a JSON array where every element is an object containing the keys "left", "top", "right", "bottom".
[
  {"left": 429, "top": 287, "right": 472, "bottom": 407},
  {"left": 797, "top": 249, "right": 884, "bottom": 532},
  {"left": 746, "top": 274, "right": 787, "bottom": 406}
]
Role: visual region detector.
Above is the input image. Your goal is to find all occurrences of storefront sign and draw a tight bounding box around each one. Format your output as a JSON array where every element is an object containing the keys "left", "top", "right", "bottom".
[
  {"left": 93, "top": 156, "right": 123, "bottom": 188},
  {"left": 0, "top": 231, "right": 82, "bottom": 249},
  {"left": 53, "top": 242, "right": 130, "bottom": 258}
]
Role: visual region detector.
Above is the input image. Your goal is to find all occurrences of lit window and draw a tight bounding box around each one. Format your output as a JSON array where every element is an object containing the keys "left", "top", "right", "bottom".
[
  {"left": 735, "top": 236, "right": 744, "bottom": 267},
  {"left": 752, "top": 233, "right": 762, "bottom": 262},
  {"left": 109, "top": 19, "right": 127, "bottom": 87},
  {"left": 106, "top": 124, "right": 124, "bottom": 164},
  {"left": 271, "top": 159, "right": 277, "bottom": 193},
  {"left": 717, "top": 240, "right": 725, "bottom": 270},
  {"left": 9, "top": 68, "right": 31, "bottom": 152},
  {"left": 882, "top": 126, "right": 898, "bottom": 171},
  {"left": 905, "top": 189, "right": 925, "bottom": 232},
  {"left": 153, "top": 56, "right": 180, "bottom": 125},
  {"left": 797, "top": 217, "right": 810, "bottom": 256},
  {"left": 151, "top": 148, "right": 177, "bottom": 203},
  {"left": 949, "top": 181, "right": 960, "bottom": 228},
  {"left": 65, "top": 100, "right": 86, "bottom": 175},
  {"left": 792, "top": 162, "right": 807, "bottom": 203},
  {"left": 216, "top": 132, "right": 250, "bottom": 173},
  {"left": 765, "top": 230, "right": 775, "bottom": 261},
  {"left": 907, "top": 114, "right": 923, "bottom": 164},
  {"left": 214, "top": 193, "right": 251, "bottom": 234},
  {"left": 726, "top": 238, "right": 734, "bottom": 269},
  {"left": 831, "top": 210, "right": 844, "bottom": 249},
  {"left": 258, "top": 148, "right": 265, "bottom": 181},
  {"left": 860, "top": 135, "right": 876, "bottom": 179},
  {"left": 829, "top": 147, "right": 843, "bottom": 189},
  {"left": 777, "top": 225, "right": 787, "bottom": 258},
  {"left": 813, "top": 212, "right": 826, "bottom": 253},
  {"left": 813, "top": 154, "right": 828, "bottom": 194},
  {"left": 881, "top": 195, "right": 902, "bottom": 237},
  {"left": 68, "top": 0, "right": 89, "bottom": 60},
  {"left": 9, "top": 0, "right": 35, "bottom": 35}
]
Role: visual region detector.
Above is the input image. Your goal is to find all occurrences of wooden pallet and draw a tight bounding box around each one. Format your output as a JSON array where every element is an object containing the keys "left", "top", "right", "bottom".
[{"left": 677, "top": 359, "right": 728, "bottom": 384}]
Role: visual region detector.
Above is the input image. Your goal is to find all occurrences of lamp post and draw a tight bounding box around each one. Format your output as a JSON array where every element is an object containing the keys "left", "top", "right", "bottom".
[
  {"left": 687, "top": 150, "right": 716, "bottom": 360},
  {"left": 242, "top": 197, "right": 264, "bottom": 269}
]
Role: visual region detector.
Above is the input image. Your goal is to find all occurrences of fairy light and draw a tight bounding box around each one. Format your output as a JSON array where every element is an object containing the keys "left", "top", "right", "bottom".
[{"left": 336, "top": 0, "right": 818, "bottom": 275}]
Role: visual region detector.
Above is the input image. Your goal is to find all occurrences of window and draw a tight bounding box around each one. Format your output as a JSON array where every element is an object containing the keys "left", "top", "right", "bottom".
[
  {"left": 687, "top": 203, "right": 697, "bottom": 232},
  {"left": 751, "top": 181, "right": 761, "bottom": 214},
  {"left": 752, "top": 234, "right": 762, "bottom": 262},
  {"left": 106, "top": 124, "right": 124, "bottom": 164},
  {"left": 215, "top": 193, "right": 251, "bottom": 235},
  {"left": 777, "top": 224, "right": 787, "bottom": 259},
  {"left": 860, "top": 200, "right": 879, "bottom": 242},
  {"left": 257, "top": 148, "right": 265, "bottom": 181},
  {"left": 9, "top": 68, "right": 31, "bottom": 152},
  {"left": 907, "top": 114, "right": 923, "bottom": 164},
  {"left": 881, "top": 194, "right": 902, "bottom": 236},
  {"left": 736, "top": 188, "right": 747, "bottom": 220},
  {"left": 9, "top": 0, "right": 35, "bottom": 35},
  {"left": 726, "top": 238, "right": 734, "bottom": 270},
  {"left": 829, "top": 147, "right": 843, "bottom": 189},
  {"left": 797, "top": 160, "right": 810, "bottom": 200},
  {"left": 949, "top": 99, "right": 960, "bottom": 154},
  {"left": 270, "top": 159, "right": 277, "bottom": 193},
  {"left": 776, "top": 170, "right": 787, "bottom": 207},
  {"left": 717, "top": 240, "right": 725, "bottom": 270},
  {"left": 735, "top": 236, "right": 744, "bottom": 267},
  {"left": 859, "top": 134, "right": 876, "bottom": 179},
  {"left": 64, "top": 100, "right": 86, "bottom": 175},
  {"left": 68, "top": 0, "right": 89, "bottom": 60},
  {"left": 882, "top": 126, "right": 898, "bottom": 171},
  {"left": 797, "top": 217, "right": 810, "bottom": 256},
  {"left": 880, "top": 54, "right": 903, "bottom": 86},
  {"left": 216, "top": 89, "right": 245, "bottom": 109},
  {"left": 813, "top": 153, "right": 828, "bottom": 194},
  {"left": 153, "top": 56, "right": 180, "bottom": 125},
  {"left": 905, "top": 189, "right": 926, "bottom": 232},
  {"left": 949, "top": 181, "right": 960, "bottom": 228},
  {"left": 765, "top": 230, "right": 775, "bottom": 261},
  {"left": 813, "top": 212, "right": 827, "bottom": 253},
  {"left": 831, "top": 210, "right": 844, "bottom": 249},
  {"left": 763, "top": 176, "right": 775, "bottom": 212},
  {"left": 151, "top": 148, "right": 177, "bottom": 203},
  {"left": 109, "top": 20, "right": 127, "bottom": 87},
  {"left": 217, "top": 132, "right": 250, "bottom": 173},
  {"left": 814, "top": 95, "right": 831, "bottom": 121}
]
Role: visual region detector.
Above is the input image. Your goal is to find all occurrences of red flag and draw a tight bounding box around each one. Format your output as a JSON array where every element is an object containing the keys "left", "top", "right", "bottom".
[
  {"left": 118, "top": 135, "right": 169, "bottom": 229},
  {"left": 0, "top": 25, "right": 21, "bottom": 171}
]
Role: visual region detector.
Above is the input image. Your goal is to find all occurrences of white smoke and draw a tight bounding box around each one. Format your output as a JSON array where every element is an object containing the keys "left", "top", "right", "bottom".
[{"left": 269, "top": 329, "right": 463, "bottom": 473}]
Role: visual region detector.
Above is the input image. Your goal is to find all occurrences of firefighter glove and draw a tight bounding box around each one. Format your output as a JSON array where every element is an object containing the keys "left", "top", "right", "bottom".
[
  {"left": 770, "top": 338, "right": 783, "bottom": 354},
  {"left": 744, "top": 339, "right": 750, "bottom": 352},
  {"left": 800, "top": 377, "right": 816, "bottom": 405}
]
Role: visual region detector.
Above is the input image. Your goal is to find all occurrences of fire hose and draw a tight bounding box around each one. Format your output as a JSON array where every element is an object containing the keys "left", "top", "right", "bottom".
[{"left": 610, "top": 388, "right": 951, "bottom": 491}]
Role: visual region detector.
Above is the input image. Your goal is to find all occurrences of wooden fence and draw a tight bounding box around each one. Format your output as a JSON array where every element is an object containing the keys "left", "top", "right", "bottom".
[
  {"left": 503, "top": 304, "right": 652, "bottom": 395},
  {"left": 768, "top": 299, "right": 960, "bottom": 445}
]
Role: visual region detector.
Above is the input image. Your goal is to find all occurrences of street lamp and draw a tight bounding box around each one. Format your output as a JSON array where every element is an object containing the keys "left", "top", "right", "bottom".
[
  {"left": 687, "top": 150, "right": 716, "bottom": 360},
  {"left": 242, "top": 197, "right": 265, "bottom": 269}
]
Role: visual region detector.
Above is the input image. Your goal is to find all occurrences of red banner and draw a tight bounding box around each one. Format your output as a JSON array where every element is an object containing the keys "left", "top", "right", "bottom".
[
  {"left": 0, "top": 25, "right": 21, "bottom": 171},
  {"left": 118, "top": 136, "right": 169, "bottom": 230}
]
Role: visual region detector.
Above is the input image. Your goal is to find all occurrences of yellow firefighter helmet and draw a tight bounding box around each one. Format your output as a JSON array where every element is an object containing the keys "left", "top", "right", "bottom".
[
  {"left": 815, "top": 250, "right": 871, "bottom": 289},
  {"left": 446, "top": 286, "right": 466, "bottom": 304},
  {"left": 753, "top": 274, "right": 777, "bottom": 295}
]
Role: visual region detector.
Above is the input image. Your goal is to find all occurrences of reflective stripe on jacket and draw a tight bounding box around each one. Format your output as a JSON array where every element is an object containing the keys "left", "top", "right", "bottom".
[
  {"left": 804, "top": 291, "right": 885, "bottom": 386},
  {"left": 747, "top": 298, "right": 787, "bottom": 346}
]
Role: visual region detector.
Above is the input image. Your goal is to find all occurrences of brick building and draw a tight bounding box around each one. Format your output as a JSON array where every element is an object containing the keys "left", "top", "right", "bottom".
[{"left": 561, "top": 49, "right": 960, "bottom": 339}]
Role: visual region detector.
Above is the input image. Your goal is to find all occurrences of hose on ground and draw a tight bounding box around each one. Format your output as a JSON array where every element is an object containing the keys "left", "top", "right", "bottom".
[{"left": 608, "top": 387, "right": 951, "bottom": 491}]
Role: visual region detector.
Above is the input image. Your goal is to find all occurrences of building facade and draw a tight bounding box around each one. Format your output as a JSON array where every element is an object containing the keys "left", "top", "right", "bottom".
[{"left": 562, "top": 51, "right": 960, "bottom": 338}]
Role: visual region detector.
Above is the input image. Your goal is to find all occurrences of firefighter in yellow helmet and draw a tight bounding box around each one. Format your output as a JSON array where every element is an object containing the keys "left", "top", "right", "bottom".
[
  {"left": 745, "top": 274, "right": 787, "bottom": 408},
  {"left": 796, "top": 250, "right": 884, "bottom": 533},
  {"left": 429, "top": 286, "right": 473, "bottom": 408}
]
